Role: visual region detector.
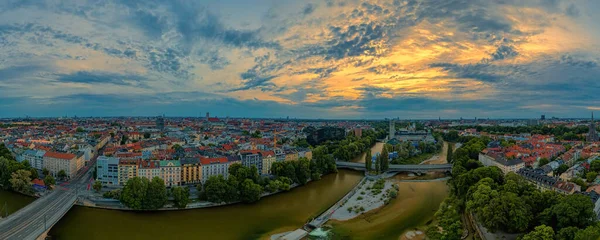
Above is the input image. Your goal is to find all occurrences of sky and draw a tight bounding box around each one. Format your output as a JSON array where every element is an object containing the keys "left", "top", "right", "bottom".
[{"left": 0, "top": 0, "right": 599, "bottom": 119}]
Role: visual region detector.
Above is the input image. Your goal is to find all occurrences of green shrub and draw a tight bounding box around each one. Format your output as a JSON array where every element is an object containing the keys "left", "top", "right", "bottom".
[{"left": 357, "top": 196, "right": 363, "bottom": 200}]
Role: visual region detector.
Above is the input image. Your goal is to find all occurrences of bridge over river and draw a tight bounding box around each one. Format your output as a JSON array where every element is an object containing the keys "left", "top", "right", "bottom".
[
  {"left": 336, "top": 161, "right": 452, "bottom": 174},
  {"left": 0, "top": 188, "right": 77, "bottom": 240},
  {"left": 0, "top": 159, "right": 93, "bottom": 240}
]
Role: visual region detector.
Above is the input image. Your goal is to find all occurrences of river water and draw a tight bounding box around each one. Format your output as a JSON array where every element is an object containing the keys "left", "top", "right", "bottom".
[
  {"left": 330, "top": 179, "right": 449, "bottom": 239},
  {"left": 48, "top": 170, "right": 363, "bottom": 240},
  {"left": 0, "top": 190, "right": 34, "bottom": 217}
]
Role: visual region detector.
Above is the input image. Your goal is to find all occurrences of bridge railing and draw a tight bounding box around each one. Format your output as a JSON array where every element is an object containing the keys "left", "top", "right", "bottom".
[{"left": 25, "top": 193, "right": 77, "bottom": 240}]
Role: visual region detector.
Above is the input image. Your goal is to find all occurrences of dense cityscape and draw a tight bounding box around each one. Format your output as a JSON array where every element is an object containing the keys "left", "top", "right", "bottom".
[
  {"left": 0, "top": 114, "right": 598, "bottom": 239},
  {"left": 1, "top": 0, "right": 600, "bottom": 239}
]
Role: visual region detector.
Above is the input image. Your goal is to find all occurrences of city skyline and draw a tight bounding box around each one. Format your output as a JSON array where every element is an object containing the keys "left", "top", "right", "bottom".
[{"left": 1, "top": 0, "right": 599, "bottom": 118}]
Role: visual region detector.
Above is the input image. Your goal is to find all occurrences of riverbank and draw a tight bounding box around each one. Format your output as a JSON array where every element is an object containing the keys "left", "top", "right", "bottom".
[
  {"left": 49, "top": 171, "right": 363, "bottom": 240},
  {"left": 329, "top": 180, "right": 449, "bottom": 239},
  {"left": 79, "top": 173, "right": 334, "bottom": 211},
  {"left": 331, "top": 179, "right": 397, "bottom": 221},
  {"left": 421, "top": 141, "right": 449, "bottom": 165}
]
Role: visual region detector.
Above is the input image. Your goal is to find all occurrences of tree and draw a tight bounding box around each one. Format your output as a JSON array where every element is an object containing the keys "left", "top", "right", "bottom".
[
  {"left": 446, "top": 143, "right": 453, "bottom": 163},
  {"left": 120, "top": 177, "right": 149, "bottom": 210},
  {"left": 143, "top": 132, "right": 151, "bottom": 139},
  {"left": 10, "top": 169, "right": 33, "bottom": 194},
  {"left": 239, "top": 179, "right": 263, "bottom": 203},
  {"left": 538, "top": 158, "right": 550, "bottom": 167},
  {"left": 265, "top": 180, "right": 282, "bottom": 193},
  {"left": 76, "top": 127, "right": 84, "bottom": 132},
  {"left": 43, "top": 175, "right": 55, "bottom": 188},
  {"left": 295, "top": 158, "right": 311, "bottom": 185},
  {"left": 92, "top": 180, "right": 102, "bottom": 192},
  {"left": 556, "top": 227, "right": 579, "bottom": 240},
  {"left": 204, "top": 175, "right": 231, "bottom": 203},
  {"left": 555, "top": 164, "right": 569, "bottom": 176},
  {"left": 477, "top": 191, "right": 532, "bottom": 233},
  {"left": 57, "top": 170, "right": 67, "bottom": 181},
  {"left": 541, "top": 194, "right": 595, "bottom": 230},
  {"left": 375, "top": 155, "right": 380, "bottom": 174},
  {"left": 172, "top": 186, "right": 191, "bottom": 208},
  {"left": 365, "top": 150, "right": 372, "bottom": 171},
  {"left": 586, "top": 171, "right": 598, "bottom": 182},
  {"left": 574, "top": 224, "right": 600, "bottom": 240},
  {"left": 379, "top": 147, "right": 389, "bottom": 172},
  {"left": 29, "top": 169, "right": 38, "bottom": 180},
  {"left": 144, "top": 177, "right": 168, "bottom": 210},
  {"left": 590, "top": 160, "right": 600, "bottom": 173},
  {"left": 172, "top": 144, "right": 183, "bottom": 151},
  {"left": 521, "top": 225, "right": 554, "bottom": 240},
  {"left": 42, "top": 168, "right": 49, "bottom": 176}
]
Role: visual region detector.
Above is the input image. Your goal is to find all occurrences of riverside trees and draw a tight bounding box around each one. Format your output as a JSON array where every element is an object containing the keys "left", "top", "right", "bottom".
[
  {"left": 120, "top": 176, "right": 168, "bottom": 210},
  {"left": 428, "top": 136, "right": 599, "bottom": 239}
]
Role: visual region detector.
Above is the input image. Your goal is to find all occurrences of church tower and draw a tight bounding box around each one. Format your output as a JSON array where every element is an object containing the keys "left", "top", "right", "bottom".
[{"left": 587, "top": 112, "right": 599, "bottom": 142}]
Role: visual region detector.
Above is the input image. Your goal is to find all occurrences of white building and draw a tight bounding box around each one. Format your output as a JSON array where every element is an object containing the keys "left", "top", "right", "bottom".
[
  {"left": 200, "top": 157, "right": 229, "bottom": 183},
  {"left": 478, "top": 151, "right": 525, "bottom": 174},
  {"left": 43, "top": 151, "right": 82, "bottom": 179},
  {"left": 22, "top": 149, "right": 46, "bottom": 170}
]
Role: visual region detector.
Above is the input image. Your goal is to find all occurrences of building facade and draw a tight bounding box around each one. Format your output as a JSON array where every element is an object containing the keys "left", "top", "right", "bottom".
[
  {"left": 240, "top": 151, "right": 262, "bottom": 174},
  {"left": 96, "top": 156, "right": 120, "bottom": 185},
  {"left": 160, "top": 160, "right": 181, "bottom": 187},
  {"left": 478, "top": 152, "right": 525, "bottom": 174},
  {"left": 138, "top": 160, "right": 161, "bottom": 182},
  {"left": 260, "top": 151, "right": 276, "bottom": 175},
  {"left": 180, "top": 158, "right": 202, "bottom": 185},
  {"left": 118, "top": 159, "right": 139, "bottom": 185},
  {"left": 200, "top": 157, "right": 229, "bottom": 183},
  {"left": 43, "top": 151, "right": 80, "bottom": 179},
  {"left": 22, "top": 149, "right": 45, "bottom": 170}
]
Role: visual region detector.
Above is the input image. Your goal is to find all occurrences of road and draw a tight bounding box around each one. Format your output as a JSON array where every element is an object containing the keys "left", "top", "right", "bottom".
[
  {"left": 0, "top": 160, "right": 94, "bottom": 240},
  {"left": 0, "top": 188, "right": 76, "bottom": 240},
  {"left": 336, "top": 161, "right": 452, "bottom": 172}
]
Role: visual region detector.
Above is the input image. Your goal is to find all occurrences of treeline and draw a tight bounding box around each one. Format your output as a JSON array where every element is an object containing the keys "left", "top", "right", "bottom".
[
  {"left": 199, "top": 151, "right": 338, "bottom": 205},
  {"left": 445, "top": 125, "right": 593, "bottom": 141},
  {"left": 441, "top": 130, "right": 490, "bottom": 143},
  {"left": 0, "top": 143, "right": 51, "bottom": 195},
  {"left": 386, "top": 141, "right": 442, "bottom": 164},
  {"left": 427, "top": 137, "right": 600, "bottom": 240},
  {"left": 331, "top": 130, "right": 379, "bottom": 161},
  {"left": 364, "top": 146, "right": 389, "bottom": 173},
  {"left": 117, "top": 176, "right": 191, "bottom": 210}
]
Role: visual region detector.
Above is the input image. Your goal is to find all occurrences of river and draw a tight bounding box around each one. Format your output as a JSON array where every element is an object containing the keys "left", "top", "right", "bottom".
[
  {"left": 0, "top": 190, "right": 34, "bottom": 217},
  {"left": 330, "top": 179, "right": 449, "bottom": 240},
  {"left": 48, "top": 170, "right": 363, "bottom": 240},
  {"left": 351, "top": 142, "right": 385, "bottom": 163}
]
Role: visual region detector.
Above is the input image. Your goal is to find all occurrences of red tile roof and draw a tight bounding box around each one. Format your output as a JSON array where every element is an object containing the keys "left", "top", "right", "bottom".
[
  {"left": 43, "top": 151, "right": 76, "bottom": 160},
  {"left": 200, "top": 157, "right": 228, "bottom": 165}
]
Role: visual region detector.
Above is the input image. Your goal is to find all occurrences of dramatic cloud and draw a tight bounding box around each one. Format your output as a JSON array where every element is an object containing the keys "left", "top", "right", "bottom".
[{"left": 0, "top": 0, "right": 599, "bottom": 118}]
